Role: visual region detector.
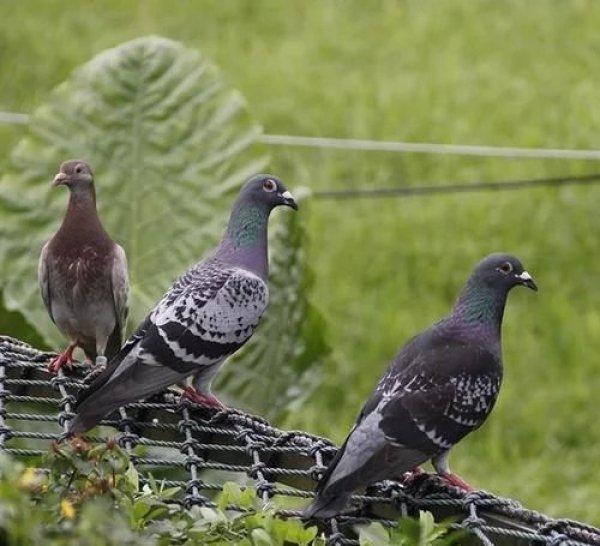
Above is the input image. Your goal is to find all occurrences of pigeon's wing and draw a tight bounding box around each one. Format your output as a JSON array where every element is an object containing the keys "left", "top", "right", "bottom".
[
  {"left": 379, "top": 341, "right": 502, "bottom": 452},
  {"left": 141, "top": 263, "right": 269, "bottom": 374},
  {"left": 110, "top": 244, "right": 129, "bottom": 335},
  {"left": 38, "top": 241, "right": 53, "bottom": 322}
]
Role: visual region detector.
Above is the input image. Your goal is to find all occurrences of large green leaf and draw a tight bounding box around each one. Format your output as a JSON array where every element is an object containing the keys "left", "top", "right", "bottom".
[
  {"left": 0, "top": 36, "right": 327, "bottom": 416},
  {"left": 0, "top": 35, "right": 264, "bottom": 342}
]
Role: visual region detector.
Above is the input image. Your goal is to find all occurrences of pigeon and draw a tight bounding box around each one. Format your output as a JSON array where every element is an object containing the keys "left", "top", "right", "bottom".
[
  {"left": 68, "top": 174, "right": 297, "bottom": 435},
  {"left": 38, "top": 160, "right": 129, "bottom": 373},
  {"left": 304, "top": 253, "right": 537, "bottom": 519}
]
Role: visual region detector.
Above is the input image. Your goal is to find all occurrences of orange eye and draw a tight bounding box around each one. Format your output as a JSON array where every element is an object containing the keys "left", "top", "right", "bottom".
[
  {"left": 263, "top": 179, "right": 277, "bottom": 192},
  {"left": 498, "top": 262, "right": 513, "bottom": 274}
]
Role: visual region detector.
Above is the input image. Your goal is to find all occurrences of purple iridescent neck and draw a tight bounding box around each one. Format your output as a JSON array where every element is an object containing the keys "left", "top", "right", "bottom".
[
  {"left": 216, "top": 198, "right": 270, "bottom": 279},
  {"left": 441, "top": 276, "right": 508, "bottom": 354}
]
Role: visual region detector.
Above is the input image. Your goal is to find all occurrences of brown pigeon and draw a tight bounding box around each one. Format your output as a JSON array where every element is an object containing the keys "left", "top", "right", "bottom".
[{"left": 38, "top": 160, "right": 129, "bottom": 373}]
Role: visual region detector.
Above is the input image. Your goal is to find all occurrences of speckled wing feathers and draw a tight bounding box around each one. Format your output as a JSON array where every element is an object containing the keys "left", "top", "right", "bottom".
[{"left": 146, "top": 261, "right": 268, "bottom": 372}]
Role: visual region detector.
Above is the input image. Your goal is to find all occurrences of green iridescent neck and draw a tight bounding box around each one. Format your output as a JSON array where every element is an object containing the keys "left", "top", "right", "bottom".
[
  {"left": 452, "top": 277, "right": 507, "bottom": 328},
  {"left": 226, "top": 202, "right": 269, "bottom": 248}
]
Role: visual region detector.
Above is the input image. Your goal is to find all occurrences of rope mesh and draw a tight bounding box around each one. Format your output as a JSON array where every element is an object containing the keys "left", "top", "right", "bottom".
[{"left": 0, "top": 335, "right": 598, "bottom": 546}]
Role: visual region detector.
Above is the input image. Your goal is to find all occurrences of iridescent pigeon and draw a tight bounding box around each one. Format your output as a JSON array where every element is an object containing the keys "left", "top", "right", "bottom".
[
  {"left": 38, "top": 160, "right": 129, "bottom": 373},
  {"left": 68, "top": 174, "right": 297, "bottom": 434},
  {"left": 304, "top": 253, "right": 537, "bottom": 519}
]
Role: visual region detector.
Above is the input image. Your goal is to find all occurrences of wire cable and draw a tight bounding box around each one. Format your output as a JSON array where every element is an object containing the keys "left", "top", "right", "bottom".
[
  {"left": 259, "top": 134, "right": 600, "bottom": 161},
  {"left": 312, "top": 172, "right": 600, "bottom": 200}
]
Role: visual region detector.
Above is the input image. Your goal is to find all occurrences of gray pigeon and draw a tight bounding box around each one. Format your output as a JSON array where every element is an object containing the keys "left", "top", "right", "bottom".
[
  {"left": 304, "top": 253, "right": 537, "bottom": 519},
  {"left": 38, "top": 160, "right": 129, "bottom": 373},
  {"left": 68, "top": 174, "right": 297, "bottom": 434}
]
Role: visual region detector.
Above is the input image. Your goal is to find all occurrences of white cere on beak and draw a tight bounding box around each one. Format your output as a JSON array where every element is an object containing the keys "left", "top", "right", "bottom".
[
  {"left": 281, "top": 190, "right": 294, "bottom": 200},
  {"left": 517, "top": 271, "right": 533, "bottom": 281}
]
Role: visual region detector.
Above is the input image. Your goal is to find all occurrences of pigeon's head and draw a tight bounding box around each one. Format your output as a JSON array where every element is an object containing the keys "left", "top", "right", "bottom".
[
  {"left": 473, "top": 253, "right": 538, "bottom": 292},
  {"left": 53, "top": 160, "right": 94, "bottom": 189},
  {"left": 239, "top": 174, "right": 298, "bottom": 211}
]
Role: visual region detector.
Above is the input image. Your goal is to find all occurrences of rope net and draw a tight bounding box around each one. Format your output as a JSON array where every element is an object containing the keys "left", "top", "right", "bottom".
[{"left": 0, "top": 335, "right": 598, "bottom": 546}]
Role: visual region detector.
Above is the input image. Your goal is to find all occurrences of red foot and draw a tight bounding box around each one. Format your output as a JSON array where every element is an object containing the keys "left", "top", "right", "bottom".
[
  {"left": 440, "top": 472, "right": 474, "bottom": 491},
  {"left": 182, "top": 387, "right": 226, "bottom": 409},
  {"left": 48, "top": 344, "right": 76, "bottom": 374}
]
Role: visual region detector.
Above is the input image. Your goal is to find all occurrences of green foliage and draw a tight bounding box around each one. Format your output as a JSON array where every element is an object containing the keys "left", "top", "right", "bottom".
[
  {"left": 359, "top": 513, "right": 463, "bottom": 546},
  {"left": 0, "top": 36, "right": 326, "bottom": 417},
  {"left": 0, "top": 443, "right": 325, "bottom": 546}
]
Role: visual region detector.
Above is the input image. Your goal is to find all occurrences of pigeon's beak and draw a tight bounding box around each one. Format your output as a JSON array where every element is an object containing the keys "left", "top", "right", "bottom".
[
  {"left": 516, "top": 271, "right": 538, "bottom": 291},
  {"left": 52, "top": 172, "right": 68, "bottom": 186},
  {"left": 280, "top": 190, "right": 298, "bottom": 210}
]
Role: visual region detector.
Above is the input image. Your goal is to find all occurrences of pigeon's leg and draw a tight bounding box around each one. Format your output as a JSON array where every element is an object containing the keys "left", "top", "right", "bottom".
[
  {"left": 48, "top": 342, "right": 77, "bottom": 374},
  {"left": 432, "top": 450, "right": 474, "bottom": 492},
  {"left": 94, "top": 338, "right": 108, "bottom": 368},
  {"left": 181, "top": 366, "right": 226, "bottom": 409}
]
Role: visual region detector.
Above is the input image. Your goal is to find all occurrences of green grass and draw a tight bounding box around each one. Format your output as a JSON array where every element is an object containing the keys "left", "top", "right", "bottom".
[{"left": 1, "top": 0, "right": 600, "bottom": 525}]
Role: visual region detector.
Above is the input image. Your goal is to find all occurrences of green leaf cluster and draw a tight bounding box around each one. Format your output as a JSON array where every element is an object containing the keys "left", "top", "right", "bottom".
[{"left": 0, "top": 442, "right": 323, "bottom": 546}]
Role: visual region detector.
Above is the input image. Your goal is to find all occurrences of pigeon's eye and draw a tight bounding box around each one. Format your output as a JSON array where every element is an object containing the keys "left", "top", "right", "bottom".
[
  {"left": 75, "top": 165, "right": 83, "bottom": 174},
  {"left": 262, "top": 179, "right": 277, "bottom": 192},
  {"left": 498, "top": 262, "right": 513, "bottom": 275}
]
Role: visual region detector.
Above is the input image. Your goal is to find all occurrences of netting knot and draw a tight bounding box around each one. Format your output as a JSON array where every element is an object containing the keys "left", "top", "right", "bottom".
[
  {"left": 58, "top": 411, "right": 76, "bottom": 427},
  {"left": 180, "top": 437, "right": 200, "bottom": 452},
  {"left": 50, "top": 375, "right": 70, "bottom": 390},
  {"left": 177, "top": 418, "right": 196, "bottom": 431},
  {"left": 118, "top": 416, "right": 136, "bottom": 430},
  {"left": 0, "top": 425, "right": 13, "bottom": 440},
  {"left": 234, "top": 428, "right": 253, "bottom": 443},
  {"left": 460, "top": 514, "right": 484, "bottom": 530},
  {"left": 244, "top": 438, "right": 266, "bottom": 454},
  {"left": 308, "top": 440, "right": 329, "bottom": 456},
  {"left": 309, "top": 463, "right": 327, "bottom": 482},
  {"left": 117, "top": 433, "right": 139, "bottom": 449},
  {"left": 256, "top": 479, "right": 276, "bottom": 500},
  {"left": 249, "top": 461, "right": 267, "bottom": 478},
  {"left": 184, "top": 454, "right": 205, "bottom": 470},
  {"left": 58, "top": 394, "right": 77, "bottom": 408}
]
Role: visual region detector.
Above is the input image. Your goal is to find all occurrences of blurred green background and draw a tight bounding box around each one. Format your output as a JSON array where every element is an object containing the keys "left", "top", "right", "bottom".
[{"left": 1, "top": 0, "right": 599, "bottom": 524}]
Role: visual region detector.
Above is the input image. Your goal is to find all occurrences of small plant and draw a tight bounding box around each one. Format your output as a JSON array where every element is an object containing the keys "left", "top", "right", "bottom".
[
  {"left": 358, "top": 512, "right": 464, "bottom": 546},
  {"left": 0, "top": 442, "right": 323, "bottom": 545}
]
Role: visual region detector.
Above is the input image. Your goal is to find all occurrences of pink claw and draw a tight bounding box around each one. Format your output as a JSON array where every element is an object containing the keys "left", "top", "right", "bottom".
[
  {"left": 440, "top": 472, "right": 474, "bottom": 491},
  {"left": 48, "top": 344, "right": 76, "bottom": 374},
  {"left": 182, "top": 387, "right": 226, "bottom": 409}
]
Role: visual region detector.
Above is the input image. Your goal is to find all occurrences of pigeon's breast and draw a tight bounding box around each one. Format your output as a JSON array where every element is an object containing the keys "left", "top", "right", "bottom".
[{"left": 48, "top": 244, "right": 115, "bottom": 339}]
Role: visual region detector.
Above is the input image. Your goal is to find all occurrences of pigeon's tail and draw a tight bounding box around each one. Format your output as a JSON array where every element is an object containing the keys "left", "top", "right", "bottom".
[
  {"left": 302, "top": 490, "right": 352, "bottom": 520},
  {"left": 104, "top": 323, "right": 123, "bottom": 361},
  {"left": 69, "top": 359, "right": 184, "bottom": 435}
]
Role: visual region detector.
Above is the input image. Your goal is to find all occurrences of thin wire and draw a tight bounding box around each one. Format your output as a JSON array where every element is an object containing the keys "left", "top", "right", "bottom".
[
  {"left": 0, "top": 111, "right": 29, "bottom": 125},
  {"left": 1, "top": 110, "right": 600, "bottom": 160},
  {"left": 312, "top": 172, "right": 600, "bottom": 200},
  {"left": 259, "top": 134, "right": 600, "bottom": 161}
]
